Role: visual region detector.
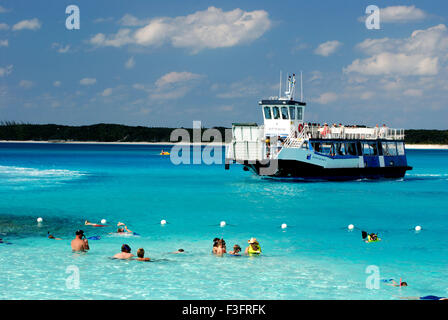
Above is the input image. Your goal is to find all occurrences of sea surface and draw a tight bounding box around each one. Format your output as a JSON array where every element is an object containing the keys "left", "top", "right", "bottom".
[{"left": 0, "top": 142, "right": 447, "bottom": 300}]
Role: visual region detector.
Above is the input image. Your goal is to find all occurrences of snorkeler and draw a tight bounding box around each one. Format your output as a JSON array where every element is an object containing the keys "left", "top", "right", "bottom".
[
  {"left": 136, "top": 248, "right": 150, "bottom": 261},
  {"left": 228, "top": 244, "right": 242, "bottom": 256},
  {"left": 245, "top": 238, "right": 262, "bottom": 255},
  {"left": 71, "top": 230, "right": 90, "bottom": 252},
  {"left": 113, "top": 244, "right": 134, "bottom": 260},
  {"left": 47, "top": 231, "right": 62, "bottom": 240}
]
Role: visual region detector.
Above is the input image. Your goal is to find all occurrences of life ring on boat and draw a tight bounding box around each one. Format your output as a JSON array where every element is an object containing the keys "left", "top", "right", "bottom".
[{"left": 298, "top": 124, "right": 304, "bottom": 132}]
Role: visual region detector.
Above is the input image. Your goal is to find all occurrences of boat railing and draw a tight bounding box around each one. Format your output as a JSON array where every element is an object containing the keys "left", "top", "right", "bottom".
[{"left": 300, "top": 124, "right": 404, "bottom": 141}]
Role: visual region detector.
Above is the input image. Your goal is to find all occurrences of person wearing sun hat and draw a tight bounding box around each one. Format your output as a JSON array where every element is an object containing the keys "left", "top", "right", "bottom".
[{"left": 245, "top": 238, "right": 262, "bottom": 255}]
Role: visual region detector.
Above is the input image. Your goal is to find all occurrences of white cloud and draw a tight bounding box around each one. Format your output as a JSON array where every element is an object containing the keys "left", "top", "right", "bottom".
[
  {"left": 80, "top": 78, "right": 97, "bottom": 85},
  {"left": 313, "top": 92, "right": 338, "bottom": 104},
  {"left": 0, "top": 64, "right": 13, "bottom": 77},
  {"left": 345, "top": 24, "right": 448, "bottom": 76},
  {"left": 0, "top": 23, "right": 9, "bottom": 30},
  {"left": 314, "top": 40, "right": 342, "bottom": 57},
  {"left": 345, "top": 53, "right": 438, "bottom": 76},
  {"left": 125, "top": 56, "right": 135, "bottom": 69},
  {"left": 403, "top": 89, "right": 423, "bottom": 97},
  {"left": 52, "top": 43, "right": 70, "bottom": 53},
  {"left": 119, "top": 14, "right": 149, "bottom": 27},
  {"left": 19, "top": 80, "right": 34, "bottom": 88},
  {"left": 0, "top": 5, "right": 10, "bottom": 13},
  {"left": 89, "top": 7, "right": 271, "bottom": 53},
  {"left": 155, "top": 71, "right": 203, "bottom": 88},
  {"left": 101, "top": 88, "right": 113, "bottom": 96},
  {"left": 150, "top": 71, "right": 204, "bottom": 99},
  {"left": 12, "top": 18, "right": 41, "bottom": 31},
  {"left": 216, "top": 77, "right": 276, "bottom": 99},
  {"left": 93, "top": 17, "right": 114, "bottom": 23},
  {"left": 0, "top": 39, "right": 8, "bottom": 47},
  {"left": 89, "top": 29, "right": 134, "bottom": 47},
  {"left": 53, "top": 81, "right": 61, "bottom": 87},
  {"left": 358, "top": 5, "right": 427, "bottom": 24}
]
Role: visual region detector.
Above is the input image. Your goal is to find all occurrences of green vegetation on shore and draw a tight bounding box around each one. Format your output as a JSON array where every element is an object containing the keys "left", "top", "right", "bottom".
[
  {"left": 0, "top": 122, "right": 447, "bottom": 144},
  {"left": 0, "top": 122, "right": 227, "bottom": 143}
]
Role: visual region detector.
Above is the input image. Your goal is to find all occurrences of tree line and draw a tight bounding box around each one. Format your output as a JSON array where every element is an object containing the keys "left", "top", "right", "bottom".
[{"left": 0, "top": 122, "right": 446, "bottom": 144}]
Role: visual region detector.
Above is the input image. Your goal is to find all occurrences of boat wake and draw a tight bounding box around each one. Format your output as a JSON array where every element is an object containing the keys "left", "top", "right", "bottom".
[{"left": 0, "top": 165, "right": 87, "bottom": 188}]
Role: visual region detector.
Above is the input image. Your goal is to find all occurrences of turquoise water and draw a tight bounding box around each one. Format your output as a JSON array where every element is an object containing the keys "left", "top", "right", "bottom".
[{"left": 1, "top": 142, "right": 447, "bottom": 300}]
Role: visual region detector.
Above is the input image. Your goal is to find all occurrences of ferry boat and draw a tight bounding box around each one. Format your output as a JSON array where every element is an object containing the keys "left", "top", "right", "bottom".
[{"left": 225, "top": 73, "right": 412, "bottom": 181}]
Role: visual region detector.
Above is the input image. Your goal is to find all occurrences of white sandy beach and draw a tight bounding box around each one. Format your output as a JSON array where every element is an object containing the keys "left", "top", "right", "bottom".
[{"left": 1, "top": 140, "right": 447, "bottom": 149}]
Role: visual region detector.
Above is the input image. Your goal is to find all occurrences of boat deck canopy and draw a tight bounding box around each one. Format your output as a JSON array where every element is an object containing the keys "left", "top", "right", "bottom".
[{"left": 259, "top": 100, "right": 306, "bottom": 106}]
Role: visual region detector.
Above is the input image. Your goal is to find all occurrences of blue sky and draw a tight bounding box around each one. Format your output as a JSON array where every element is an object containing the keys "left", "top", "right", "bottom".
[{"left": 1, "top": 0, "right": 448, "bottom": 129}]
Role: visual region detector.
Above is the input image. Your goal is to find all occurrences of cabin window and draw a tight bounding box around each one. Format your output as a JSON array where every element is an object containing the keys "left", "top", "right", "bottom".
[
  {"left": 263, "top": 106, "right": 272, "bottom": 119},
  {"left": 289, "top": 106, "right": 296, "bottom": 120},
  {"left": 281, "top": 107, "right": 289, "bottom": 119},
  {"left": 334, "top": 142, "right": 347, "bottom": 156},
  {"left": 385, "top": 142, "right": 398, "bottom": 156},
  {"left": 311, "top": 142, "right": 321, "bottom": 152},
  {"left": 297, "top": 107, "right": 303, "bottom": 120},
  {"left": 272, "top": 107, "right": 280, "bottom": 119},
  {"left": 397, "top": 142, "right": 405, "bottom": 155},
  {"left": 363, "top": 142, "right": 378, "bottom": 156},
  {"left": 319, "top": 143, "right": 333, "bottom": 155},
  {"left": 347, "top": 142, "right": 358, "bottom": 156}
]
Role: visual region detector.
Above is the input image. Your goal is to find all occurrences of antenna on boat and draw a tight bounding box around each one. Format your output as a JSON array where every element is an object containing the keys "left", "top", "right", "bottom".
[
  {"left": 279, "top": 70, "right": 282, "bottom": 99},
  {"left": 300, "top": 71, "right": 303, "bottom": 102}
]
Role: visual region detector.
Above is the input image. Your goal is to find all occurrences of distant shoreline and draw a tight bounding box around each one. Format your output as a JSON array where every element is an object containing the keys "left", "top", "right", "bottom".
[{"left": 1, "top": 140, "right": 447, "bottom": 149}]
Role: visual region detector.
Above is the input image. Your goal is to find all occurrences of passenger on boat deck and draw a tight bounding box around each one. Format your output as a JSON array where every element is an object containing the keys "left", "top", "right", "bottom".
[
  {"left": 136, "top": 248, "right": 150, "bottom": 261},
  {"left": 229, "top": 244, "right": 242, "bottom": 256},
  {"left": 113, "top": 244, "right": 134, "bottom": 259},
  {"left": 213, "top": 238, "right": 226, "bottom": 255},
  {"left": 71, "top": 230, "right": 89, "bottom": 252},
  {"left": 380, "top": 124, "right": 387, "bottom": 138}
]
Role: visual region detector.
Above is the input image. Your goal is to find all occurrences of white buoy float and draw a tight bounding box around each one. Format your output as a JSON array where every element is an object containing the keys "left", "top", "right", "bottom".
[
  {"left": 415, "top": 225, "right": 422, "bottom": 231},
  {"left": 348, "top": 224, "right": 354, "bottom": 230},
  {"left": 281, "top": 223, "right": 287, "bottom": 229},
  {"left": 220, "top": 221, "right": 226, "bottom": 227},
  {"left": 101, "top": 219, "right": 107, "bottom": 224},
  {"left": 37, "top": 217, "right": 43, "bottom": 223},
  {"left": 161, "top": 219, "right": 167, "bottom": 225}
]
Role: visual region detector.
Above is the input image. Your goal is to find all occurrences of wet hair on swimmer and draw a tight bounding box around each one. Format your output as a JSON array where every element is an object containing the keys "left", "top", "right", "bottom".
[
  {"left": 121, "top": 244, "right": 131, "bottom": 253},
  {"left": 178, "top": 249, "right": 184, "bottom": 252},
  {"left": 137, "top": 248, "right": 144, "bottom": 258}
]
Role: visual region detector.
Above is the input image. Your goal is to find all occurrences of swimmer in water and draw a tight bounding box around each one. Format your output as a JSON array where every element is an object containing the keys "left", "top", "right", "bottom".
[
  {"left": 172, "top": 249, "right": 185, "bottom": 254},
  {"left": 212, "top": 238, "right": 226, "bottom": 255},
  {"left": 362, "top": 231, "right": 380, "bottom": 243},
  {"left": 110, "top": 222, "right": 133, "bottom": 234},
  {"left": 401, "top": 295, "right": 447, "bottom": 300},
  {"left": 228, "top": 244, "right": 242, "bottom": 256},
  {"left": 47, "top": 231, "right": 62, "bottom": 240},
  {"left": 113, "top": 244, "right": 134, "bottom": 260},
  {"left": 383, "top": 278, "right": 408, "bottom": 287},
  {"left": 136, "top": 248, "right": 150, "bottom": 261},
  {"left": 245, "top": 238, "right": 262, "bottom": 255},
  {"left": 71, "top": 230, "right": 89, "bottom": 252}
]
